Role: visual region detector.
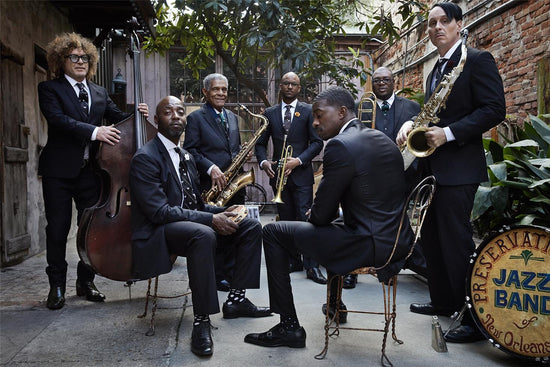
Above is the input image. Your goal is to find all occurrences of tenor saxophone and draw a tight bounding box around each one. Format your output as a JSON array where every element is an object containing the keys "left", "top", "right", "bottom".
[
  {"left": 202, "top": 104, "right": 269, "bottom": 207},
  {"left": 401, "top": 35, "right": 468, "bottom": 170}
]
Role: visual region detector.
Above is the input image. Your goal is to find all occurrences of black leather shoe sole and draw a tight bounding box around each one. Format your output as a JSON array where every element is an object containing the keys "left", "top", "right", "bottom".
[
  {"left": 444, "top": 325, "right": 485, "bottom": 343},
  {"left": 191, "top": 345, "right": 213, "bottom": 356},
  {"left": 244, "top": 327, "right": 306, "bottom": 348},
  {"left": 410, "top": 303, "right": 454, "bottom": 317},
  {"left": 76, "top": 281, "right": 105, "bottom": 302}
]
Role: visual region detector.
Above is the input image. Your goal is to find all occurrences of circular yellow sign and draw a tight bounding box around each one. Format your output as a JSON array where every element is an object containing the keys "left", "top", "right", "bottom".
[{"left": 468, "top": 226, "right": 550, "bottom": 362}]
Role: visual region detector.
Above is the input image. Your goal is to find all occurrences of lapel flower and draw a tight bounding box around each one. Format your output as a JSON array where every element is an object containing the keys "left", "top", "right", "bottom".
[
  {"left": 184, "top": 153, "right": 190, "bottom": 161},
  {"left": 446, "top": 60, "right": 454, "bottom": 69},
  {"left": 294, "top": 111, "right": 300, "bottom": 117}
]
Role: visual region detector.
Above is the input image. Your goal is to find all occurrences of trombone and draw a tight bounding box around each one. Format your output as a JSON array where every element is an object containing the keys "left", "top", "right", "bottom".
[
  {"left": 358, "top": 91, "right": 377, "bottom": 129},
  {"left": 272, "top": 135, "right": 293, "bottom": 204}
]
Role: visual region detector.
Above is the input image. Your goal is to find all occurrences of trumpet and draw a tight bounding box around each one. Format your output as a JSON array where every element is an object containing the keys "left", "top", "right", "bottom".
[{"left": 272, "top": 135, "right": 293, "bottom": 204}]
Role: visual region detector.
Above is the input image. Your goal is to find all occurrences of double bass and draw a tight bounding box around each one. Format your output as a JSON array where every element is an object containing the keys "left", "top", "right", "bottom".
[{"left": 77, "top": 19, "right": 157, "bottom": 281}]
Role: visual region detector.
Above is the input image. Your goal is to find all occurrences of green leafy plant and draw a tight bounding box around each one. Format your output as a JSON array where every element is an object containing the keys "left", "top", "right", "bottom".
[{"left": 472, "top": 115, "right": 550, "bottom": 236}]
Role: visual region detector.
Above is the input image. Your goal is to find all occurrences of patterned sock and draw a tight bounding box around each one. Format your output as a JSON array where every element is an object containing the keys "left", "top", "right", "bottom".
[
  {"left": 280, "top": 314, "right": 300, "bottom": 331},
  {"left": 193, "top": 314, "right": 210, "bottom": 326},
  {"left": 226, "top": 289, "right": 245, "bottom": 305}
]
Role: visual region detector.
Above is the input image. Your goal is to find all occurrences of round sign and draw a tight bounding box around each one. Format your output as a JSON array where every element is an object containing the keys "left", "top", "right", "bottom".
[{"left": 467, "top": 225, "right": 550, "bottom": 362}]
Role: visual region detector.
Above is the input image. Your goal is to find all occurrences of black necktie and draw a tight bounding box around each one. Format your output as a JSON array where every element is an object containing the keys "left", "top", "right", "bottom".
[
  {"left": 432, "top": 58, "right": 448, "bottom": 93},
  {"left": 76, "top": 82, "right": 89, "bottom": 116},
  {"left": 283, "top": 105, "right": 292, "bottom": 133},
  {"left": 174, "top": 147, "right": 198, "bottom": 210},
  {"left": 381, "top": 100, "right": 390, "bottom": 115}
]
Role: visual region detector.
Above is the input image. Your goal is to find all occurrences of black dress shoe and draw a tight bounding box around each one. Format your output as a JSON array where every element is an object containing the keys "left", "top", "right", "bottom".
[
  {"left": 216, "top": 279, "right": 231, "bottom": 292},
  {"left": 244, "top": 323, "right": 306, "bottom": 348},
  {"left": 444, "top": 324, "right": 485, "bottom": 343},
  {"left": 76, "top": 280, "right": 105, "bottom": 302},
  {"left": 322, "top": 301, "right": 347, "bottom": 324},
  {"left": 47, "top": 286, "right": 65, "bottom": 310},
  {"left": 222, "top": 298, "right": 272, "bottom": 319},
  {"left": 342, "top": 274, "right": 357, "bottom": 289},
  {"left": 289, "top": 261, "right": 304, "bottom": 273},
  {"left": 191, "top": 322, "right": 213, "bottom": 356},
  {"left": 306, "top": 267, "right": 327, "bottom": 284},
  {"left": 409, "top": 302, "right": 454, "bottom": 317}
]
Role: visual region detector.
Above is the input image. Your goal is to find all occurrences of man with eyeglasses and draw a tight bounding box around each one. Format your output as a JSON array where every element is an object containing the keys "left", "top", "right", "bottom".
[
  {"left": 38, "top": 32, "right": 148, "bottom": 310},
  {"left": 255, "top": 72, "right": 325, "bottom": 284}
]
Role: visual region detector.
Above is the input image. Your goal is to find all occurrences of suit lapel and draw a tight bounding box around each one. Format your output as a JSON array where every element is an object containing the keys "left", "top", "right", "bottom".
[
  {"left": 202, "top": 105, "right": 230, "bottom": 147},
  {"left": 59, "top": 77, "right": 88, "bottom": 121},
  {"left": 88, "top": 82, "right": 102, "bottom": 125},
  {"left": 154, "top": 136, "right": 182, "bottom": 190}
]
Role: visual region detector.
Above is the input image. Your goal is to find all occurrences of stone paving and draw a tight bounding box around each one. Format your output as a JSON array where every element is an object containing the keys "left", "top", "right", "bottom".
[{"left": 0, "top": 215, "right": 533, "bottom": 367}]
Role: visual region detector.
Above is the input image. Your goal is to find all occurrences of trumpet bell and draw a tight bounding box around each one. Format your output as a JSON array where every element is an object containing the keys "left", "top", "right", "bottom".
[{"left": 406, "top": 127, "right": 436, "bottom": 158}]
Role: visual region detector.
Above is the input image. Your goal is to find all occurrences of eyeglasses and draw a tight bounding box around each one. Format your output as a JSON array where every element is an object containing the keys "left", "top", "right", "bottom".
[
  {"left": 373, "top": 77, "right": 393, "bottom": 85},
  {"left": 281, "top": 82, "right": 300, "bottom": 87},
  {"left": 65, "top": 54, "right": 90, "bottom": 63}
]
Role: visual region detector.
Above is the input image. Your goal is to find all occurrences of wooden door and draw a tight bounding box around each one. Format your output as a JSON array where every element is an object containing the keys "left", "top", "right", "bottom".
[{"left": 1, "top": 42, "right": 30, "bottom": 266}]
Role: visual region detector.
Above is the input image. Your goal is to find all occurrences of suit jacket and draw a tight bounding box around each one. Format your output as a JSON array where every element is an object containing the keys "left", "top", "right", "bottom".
[
  {"left": 255, "top": 101, "right": 323, "bottom": 186},
  {"left": 183, "top": 104, "right": 241, "bottom": 191},
  {"left": 423, "top": 46, "right": 506, "bottom": 185},
  {"left": 295, "top": 120, "right": 413, "bottom": 282},
  {"left": 129, "top": 135, "right": 224, "bottom": 280},
  {"left": 38, "top": 77, "right": 128, "bottom": 178},
  {"left": 376, "top": 96, "right": 420, "bottom": 143}
]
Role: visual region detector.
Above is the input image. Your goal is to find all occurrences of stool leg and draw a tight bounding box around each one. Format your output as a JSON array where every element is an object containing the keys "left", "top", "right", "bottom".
[
  {"left": 138, "top": 278, "right": 153, "bottom": 318},
  {"left": 145, "top": 276, "right": 159, "bottom": 336}
]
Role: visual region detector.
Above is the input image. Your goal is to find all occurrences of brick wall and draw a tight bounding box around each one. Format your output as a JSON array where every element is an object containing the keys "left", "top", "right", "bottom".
[{"left": 378, "top": 0, "right": 550, "bottom": 123}]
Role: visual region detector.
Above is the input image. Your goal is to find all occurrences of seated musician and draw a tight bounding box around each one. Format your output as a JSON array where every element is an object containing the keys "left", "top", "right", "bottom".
[
  {"left": 244, "top": 87, "right": 413, "bottom": 348},
  {"left": 129, "top": 96, "right": 271, "bottom": 357}
]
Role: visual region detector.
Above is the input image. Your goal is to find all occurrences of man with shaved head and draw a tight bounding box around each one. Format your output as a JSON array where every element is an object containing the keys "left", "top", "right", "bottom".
[
  {"left": 255, "top": 72, "right": 325, "bottom": 284},
  {"left": 130, "top": 96, "right": 270, "bottom": 357}
]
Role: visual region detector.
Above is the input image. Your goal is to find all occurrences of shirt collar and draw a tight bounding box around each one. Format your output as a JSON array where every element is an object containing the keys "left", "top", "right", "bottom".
[
  {"left": 441, "top": 39, "right": 462, "bottom": 61},
  {"left": 339, "top": 118, "right": 357, "bottom": 135},
  {"left": 283, "top": 99, "right": 298, "bottom": 109},
  {"left": 157, "top": 132, "right": 178, "bottom": 152},
  {"left": 376, "top": 93, "right": 395, "bottom": 108},
  {"left": 65, "top": 74, "right": 88, "bottom": 89}
]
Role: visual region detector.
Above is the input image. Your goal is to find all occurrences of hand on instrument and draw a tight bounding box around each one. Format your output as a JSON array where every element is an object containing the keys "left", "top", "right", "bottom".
[
  {"left": 425, "top": 126, "right": 447, "bottom": 148},
  {"left": 396, "top": 120, "right": 414, "bottom": 146},
  {"left": 284, "top": 157, "right": 300, "bottom": 176},
  {"left": 137, "top": 103, "right": 149, "bottom": 118},
  {"left": 261, "top": 160, "right": 276, "bottom": 178},
  {"left": 210, "top": 166, "right": 227, "bottom": 191},
  {"left": 212, "top": 212, "right": 238, "bottom": 235},
  {"left": 96, "top": 125, "right": 121, "bottom": 145}
]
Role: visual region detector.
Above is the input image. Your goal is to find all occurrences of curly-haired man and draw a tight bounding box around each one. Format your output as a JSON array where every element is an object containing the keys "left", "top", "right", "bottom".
[{"left": 38, "top": 32, "right": 148, "bottom": 309}]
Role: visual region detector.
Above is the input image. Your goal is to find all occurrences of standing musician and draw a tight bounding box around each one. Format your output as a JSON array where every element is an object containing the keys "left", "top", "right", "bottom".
[
  {"left": 369, "top": 67, "right": 421, "bottom": 144},
  {"left": 255, "top": 72, "right": 325, "bottom": 284},
  {"left": 38, "top": 32, "right": 148, "bottom": 310},
  {"left": 129, "top": 96, "right": 271, "bottom": 357},
  {"left": 397, "top": 2, "right": 505, "bottom": 343},
  {"left": 183, "top": 73, "right": 243, "bottom": 292},
  {"left": 245, "top": 87, "right": 413, "bottom": 349}
]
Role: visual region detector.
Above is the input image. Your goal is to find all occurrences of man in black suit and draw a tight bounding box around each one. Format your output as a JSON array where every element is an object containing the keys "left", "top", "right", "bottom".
[
  {"left": 397, "top": 2, "right": 505, "bottom": 343},
  {"left": 346, "top": 66, "right": 423, "bottom": 289},
  {"left": 130, "top": 96, "right": 271, "bottom": 356},
  {"left": 255, "top": 72, "right": 325, "bottom": 284},
  {"left": 183, "top": 73, "right": 244, "bottom": 291},
  {"left": 245, "top": 87, "right": 413, "bottom": 348},
  {"left": 38, "top": 33, "right": 149, "bottom": 310}
]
